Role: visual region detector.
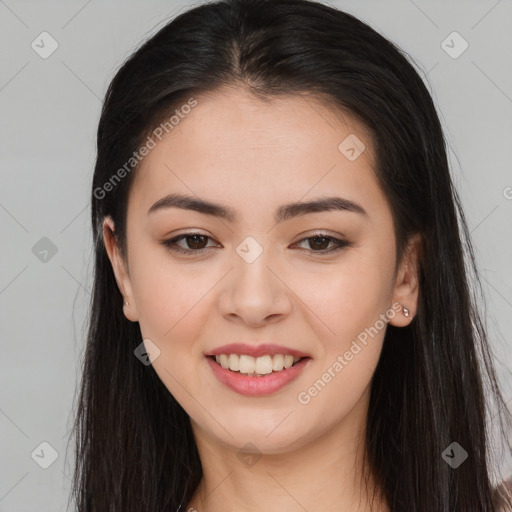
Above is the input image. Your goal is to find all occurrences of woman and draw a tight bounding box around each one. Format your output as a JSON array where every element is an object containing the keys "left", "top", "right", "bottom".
[{"left": 70, "top": 0, "right": 512, "bottom": 510}]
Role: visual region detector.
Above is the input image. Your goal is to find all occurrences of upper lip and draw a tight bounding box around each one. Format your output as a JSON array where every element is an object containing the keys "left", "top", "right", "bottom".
[{"left": 205, "top": 343, "right": 311, "bottom": 359}]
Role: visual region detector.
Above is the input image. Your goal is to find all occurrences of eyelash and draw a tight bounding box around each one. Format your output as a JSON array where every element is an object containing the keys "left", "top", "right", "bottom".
[{"left": 161, "top": 231, "right": 351, "bottom": 256}]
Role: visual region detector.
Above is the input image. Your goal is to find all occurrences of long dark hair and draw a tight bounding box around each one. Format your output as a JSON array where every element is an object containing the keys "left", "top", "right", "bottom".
[{"left": 69, "top": 0, "right": 512, "bottom": 510}]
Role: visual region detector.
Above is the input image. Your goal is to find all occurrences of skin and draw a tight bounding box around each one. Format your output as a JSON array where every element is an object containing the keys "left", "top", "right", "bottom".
[{"left": 103, "top": 85, "right": 420, "bottom": 512}]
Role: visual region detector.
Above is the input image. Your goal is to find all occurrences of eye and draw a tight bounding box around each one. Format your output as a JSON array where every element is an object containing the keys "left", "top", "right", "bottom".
[
  {"left": 161, "top": 232, "right": 220, "bottom": 255},
  {"left": 160, "top": 231, "right": 351, "bottom": 256},
  {"left": 292, "top": 232, "right": 351, "bottom": 254}
]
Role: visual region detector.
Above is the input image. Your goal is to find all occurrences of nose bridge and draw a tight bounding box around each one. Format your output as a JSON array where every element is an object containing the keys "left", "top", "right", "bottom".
[
  {"left": 221, "top": 234, "right": 291, "bottom": 323},
  {"left": 233, "top": 234, "right": 277, "bottom": 299}
]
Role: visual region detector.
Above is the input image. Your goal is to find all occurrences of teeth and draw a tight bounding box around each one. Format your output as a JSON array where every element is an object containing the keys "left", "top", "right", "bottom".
[
  {"left": 283, "top": 355, "right": 294, "bottom": 369},
  {"left": 214, "top": 354, "right": 302, "bottom": 375},
  {"left": 272, "top": 354, "right": 284, "bottom": 371},
  {"left": 239, "top": 354, "right": 257, "bottom": 374},
  {"left": 255, "top": 355, "right": 273, "bottom": 375},
  {"left": 228, "top": 354, "right": 239, "bottom": 371}
]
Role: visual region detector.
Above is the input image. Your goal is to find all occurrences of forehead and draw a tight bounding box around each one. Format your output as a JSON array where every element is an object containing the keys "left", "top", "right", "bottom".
[{"left": 128, "top": 86, "right": 383, "bottom": 221}]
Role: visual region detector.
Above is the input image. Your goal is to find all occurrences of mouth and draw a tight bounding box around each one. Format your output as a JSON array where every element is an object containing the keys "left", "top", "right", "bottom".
[
  {"left": 207, "top": 353, "right": 310, "bottom": 377},
  {"left": 205, "top": 353, "right": 312, "bottom": 396}
]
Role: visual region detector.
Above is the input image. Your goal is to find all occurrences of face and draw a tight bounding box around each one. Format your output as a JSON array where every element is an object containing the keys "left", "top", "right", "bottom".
[{"left": 104, "top": 86, "right": 419, "bottom": 455}]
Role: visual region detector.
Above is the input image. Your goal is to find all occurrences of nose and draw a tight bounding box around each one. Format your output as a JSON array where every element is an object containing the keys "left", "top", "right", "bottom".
[{"left": 218, "top": 245, "right": 293, "bottom": 327}]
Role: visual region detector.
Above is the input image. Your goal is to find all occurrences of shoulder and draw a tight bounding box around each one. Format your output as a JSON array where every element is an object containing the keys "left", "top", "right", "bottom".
[{"left": 494, "top": 475, "right": 512, "bottom": 512}]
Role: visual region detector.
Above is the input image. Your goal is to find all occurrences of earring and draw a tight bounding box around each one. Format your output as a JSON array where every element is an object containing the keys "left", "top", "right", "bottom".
[
  {"left": 124, "top": 301, "right": 129, "bottom": 306},
  {"left": 402, "top": 305, "right": 410, "bottom": 317}
]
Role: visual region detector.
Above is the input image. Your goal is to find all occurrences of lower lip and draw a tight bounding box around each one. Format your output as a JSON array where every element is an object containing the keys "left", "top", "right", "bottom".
[{"left": 206, "top": 356, "right": 311, "bottom": 396}]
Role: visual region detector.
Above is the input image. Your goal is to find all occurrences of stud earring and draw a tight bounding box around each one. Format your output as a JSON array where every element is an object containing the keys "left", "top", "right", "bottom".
[
  {"left": 402, "top": 305, "right": 410, "bottom": 317},
  {"left": 124, "top": 301, "right": 129, "bottom": 306}
]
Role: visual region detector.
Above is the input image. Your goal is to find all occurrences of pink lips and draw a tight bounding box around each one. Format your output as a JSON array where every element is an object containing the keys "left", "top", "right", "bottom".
[{"left": 204, "top": 343, "right": 312, "bottom": 396}]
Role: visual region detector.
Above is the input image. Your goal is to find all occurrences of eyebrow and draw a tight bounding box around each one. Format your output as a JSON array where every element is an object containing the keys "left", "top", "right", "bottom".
[{"left": 147, "top": 193, "right": 368, "bottom": 223}]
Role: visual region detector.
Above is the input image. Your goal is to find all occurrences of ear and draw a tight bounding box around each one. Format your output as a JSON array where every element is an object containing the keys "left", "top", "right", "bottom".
[
  {"left": 388, "top": 233, "right": 422, "bottom": 327},
  {"left": 102, "top": 216, "right": 139, "bottom": 322}
]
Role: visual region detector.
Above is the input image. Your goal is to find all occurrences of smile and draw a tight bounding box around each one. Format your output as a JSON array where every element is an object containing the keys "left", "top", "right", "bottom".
[{"left": 206, "top": 355, "right": 311, "bottom": 396}]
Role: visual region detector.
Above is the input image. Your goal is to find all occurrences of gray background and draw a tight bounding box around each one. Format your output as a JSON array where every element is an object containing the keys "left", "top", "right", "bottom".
[{"left": 1, "top": 0, "right": 511, "bottom": 510}]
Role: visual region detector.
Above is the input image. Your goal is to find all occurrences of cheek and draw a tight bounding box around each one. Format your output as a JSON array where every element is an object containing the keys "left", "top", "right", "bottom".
[
  {"left": 289, "top": 244, "right": 395, "bottom": 346},
  {"left": 307, "top": 249, "right": 394, "bottom": 407},
  {"left": 295, "top": 266, "right": 391, "bottom": 420},
  {"left": 130, "top": 255, "right": 215, "bottom": 407},
  {"left": 129, "top": 245, "right": 215, "bottom": 341}
]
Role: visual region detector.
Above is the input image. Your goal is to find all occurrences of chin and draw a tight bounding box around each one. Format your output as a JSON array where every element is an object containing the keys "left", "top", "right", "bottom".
[{"left": 205, "top": 417, "right": 312, "bottom": 455}]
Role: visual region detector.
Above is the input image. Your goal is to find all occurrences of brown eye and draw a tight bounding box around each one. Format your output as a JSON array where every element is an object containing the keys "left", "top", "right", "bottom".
[
  {"left": 307, "top": 236, "right": 331, "bottom": 251},
  {"left": 182, "top": 234, "right": 209, "bottom": 250},
  {"left": 161, "top": 232, "right": 350, "bottom": 256},
  {"left": 294, "top": 233, "right": 350, "bottom": 254},
  {"left": 161, "top": 233, "right": 219, "bottom": 254}
]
